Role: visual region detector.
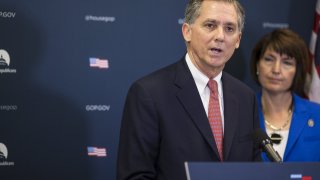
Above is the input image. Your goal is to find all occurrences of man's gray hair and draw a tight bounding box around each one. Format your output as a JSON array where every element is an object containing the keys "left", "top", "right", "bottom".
[{"left": 184, "top": 0, "right": 245, "bottom": 32}]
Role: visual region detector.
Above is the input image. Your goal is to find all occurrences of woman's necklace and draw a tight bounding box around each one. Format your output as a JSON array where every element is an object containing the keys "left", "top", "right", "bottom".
[{"left": 263, "top": 103, "right": 293, "bottom": 145}]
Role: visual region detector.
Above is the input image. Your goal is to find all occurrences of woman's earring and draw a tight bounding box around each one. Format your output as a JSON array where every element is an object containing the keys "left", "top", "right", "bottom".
[{"left": 256, "top": 71, "right": 259, "bottom": 75}]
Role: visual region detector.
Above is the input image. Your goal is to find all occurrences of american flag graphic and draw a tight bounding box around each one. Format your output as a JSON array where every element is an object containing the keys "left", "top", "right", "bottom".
[
  {"left": 291, "top": 174, "right": 312, "bottom": 180},
  {"left": 89, "top": 57, "right": 109, "bottom": 69},
  {"left": 87, "top": 147, "right": 107, "bottom": 157},
  {"left": 308, "top": 0, "right": 320, "bottom": 103}
]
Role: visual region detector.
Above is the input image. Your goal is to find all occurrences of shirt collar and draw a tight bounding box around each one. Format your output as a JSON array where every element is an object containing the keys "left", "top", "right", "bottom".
[{"left": 185, "top": 53, "right": 222, "bottom": 93}]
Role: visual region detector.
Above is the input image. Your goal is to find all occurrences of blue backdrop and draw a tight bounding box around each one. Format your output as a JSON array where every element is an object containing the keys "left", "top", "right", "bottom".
[{"left": 0, "top": 0, "right": 316, "bottom": 179}]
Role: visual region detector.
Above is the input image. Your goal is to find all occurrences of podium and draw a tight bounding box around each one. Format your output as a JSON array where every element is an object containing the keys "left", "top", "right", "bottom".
[{"left": 185, "top": 162, "right": 320, "bottom": 180}]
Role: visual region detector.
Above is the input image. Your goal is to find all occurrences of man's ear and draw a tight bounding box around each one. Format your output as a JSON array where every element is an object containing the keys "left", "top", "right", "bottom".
[
  {"left": 182, "top": 23, "right": 192, "bottom": 42},
  {"left": 235, "top": 32, "right": 242, "bottom": 49}
]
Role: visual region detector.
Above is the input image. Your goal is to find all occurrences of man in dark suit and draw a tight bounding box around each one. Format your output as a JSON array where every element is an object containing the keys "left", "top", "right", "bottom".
[{"left": 117, "top": 0, "right": 261, "bottom": 179}]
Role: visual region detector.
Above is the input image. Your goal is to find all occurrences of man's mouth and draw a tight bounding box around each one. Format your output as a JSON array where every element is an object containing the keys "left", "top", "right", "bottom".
[{"left": 210, "top": 47, "right": 222, "bottom": 53}]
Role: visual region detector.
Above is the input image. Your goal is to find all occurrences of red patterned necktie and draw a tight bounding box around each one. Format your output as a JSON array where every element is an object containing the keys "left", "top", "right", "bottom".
[{"left": 208, "top": 79, "right": 223, "bottom": 161}]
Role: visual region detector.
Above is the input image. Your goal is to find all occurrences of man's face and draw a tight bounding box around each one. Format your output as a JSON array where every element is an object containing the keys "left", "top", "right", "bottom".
[{"left": 183, "top": 1, "right": 242, "bottom": 78}]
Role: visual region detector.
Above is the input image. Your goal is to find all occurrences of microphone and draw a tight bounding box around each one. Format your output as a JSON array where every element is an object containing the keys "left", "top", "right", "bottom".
[{"left": 252, "top": 129, "right": 283, "bottom": 162}]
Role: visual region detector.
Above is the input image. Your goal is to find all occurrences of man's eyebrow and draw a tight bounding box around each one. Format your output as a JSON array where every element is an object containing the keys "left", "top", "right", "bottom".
[{"left": 203, "top": 19, "right": 237, "bottom": 26}]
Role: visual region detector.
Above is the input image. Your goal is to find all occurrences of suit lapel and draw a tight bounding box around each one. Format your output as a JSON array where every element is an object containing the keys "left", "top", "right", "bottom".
[
  {"left": 284, "top": 95, "right": 309, "bottom": 160},
  {"left": 221, "top": 73, "right": 239, "bottom": 160},
  {"left": 174, "top": 59, "right": 219, "bottom": 156}
]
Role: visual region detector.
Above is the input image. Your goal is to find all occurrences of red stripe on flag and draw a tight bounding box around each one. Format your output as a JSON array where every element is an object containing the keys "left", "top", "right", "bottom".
[
  {"left": 312, "top": 12, "right": 320, "bottom": 33},
  {"left": 308, "top": 0, "right": 320, "bottom": 103}
]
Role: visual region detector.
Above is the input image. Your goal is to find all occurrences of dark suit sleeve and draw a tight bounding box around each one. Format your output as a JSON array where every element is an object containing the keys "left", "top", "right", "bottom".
[
  {"left": 117, "top": 82, "right": 160, "bottom": 180},
  {"left": 252, "top": 95, "right": 262, "bottom": 161}
]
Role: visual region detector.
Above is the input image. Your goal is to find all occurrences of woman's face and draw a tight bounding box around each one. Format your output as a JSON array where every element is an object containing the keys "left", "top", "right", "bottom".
[{"left": 257, "top": 48, "right": 296, "bottom": 94}]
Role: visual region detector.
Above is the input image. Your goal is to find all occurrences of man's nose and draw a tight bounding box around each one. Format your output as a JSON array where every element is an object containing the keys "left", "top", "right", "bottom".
[{"left": 214, "top": 26, "right": 225, "bottom": 42}]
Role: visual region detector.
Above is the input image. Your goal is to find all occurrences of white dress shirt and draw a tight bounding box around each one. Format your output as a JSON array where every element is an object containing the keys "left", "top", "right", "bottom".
[{"left": 185, "top": 53, "right": 225, "bottom": 132}]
